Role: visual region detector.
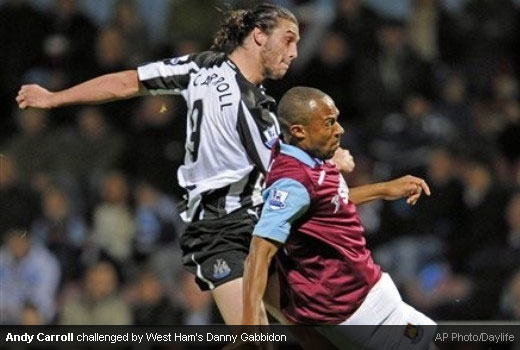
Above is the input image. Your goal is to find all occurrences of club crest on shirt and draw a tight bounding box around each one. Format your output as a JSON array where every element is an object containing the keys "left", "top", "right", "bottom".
[
  {"left": 269, "top": 189, "right": 289, "bottom": 210},
  {"left": 213, "top": 259, "right": 231, "bottom": 279}
]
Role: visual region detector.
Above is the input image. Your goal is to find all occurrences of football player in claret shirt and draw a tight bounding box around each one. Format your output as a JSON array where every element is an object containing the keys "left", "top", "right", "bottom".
[{"left": 242, "top": 87, "right": 437, "bottom": 350}]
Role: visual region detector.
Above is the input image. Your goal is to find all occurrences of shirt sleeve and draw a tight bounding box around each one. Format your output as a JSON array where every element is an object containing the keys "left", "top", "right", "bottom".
[
  {"left": 253, "top": 178, "right": 310, "bottom": 244},
  {"left": 137, "top": 54, "right": 199, "bottom": 95}
]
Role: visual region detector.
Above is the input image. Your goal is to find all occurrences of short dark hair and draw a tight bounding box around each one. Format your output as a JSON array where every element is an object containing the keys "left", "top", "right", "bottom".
[
  {"left": 211, "top": 3, "right": 297, "bottom": 54},
  {"left": 277, "top": 86, "right": 328, "bottom": 139}
]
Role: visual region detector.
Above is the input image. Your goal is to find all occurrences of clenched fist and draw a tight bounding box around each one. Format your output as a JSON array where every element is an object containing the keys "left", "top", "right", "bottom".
[
  {"left": 16, "top": 84, "right": 55, "bottom": 110},
  {"left": 331, "top": 147, "right": 355, "bottom": 174}
]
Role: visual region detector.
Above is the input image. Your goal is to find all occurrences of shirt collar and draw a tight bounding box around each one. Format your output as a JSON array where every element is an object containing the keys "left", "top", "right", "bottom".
[{"left": 279, "top": 141, "right": 324, "bottom": 168}]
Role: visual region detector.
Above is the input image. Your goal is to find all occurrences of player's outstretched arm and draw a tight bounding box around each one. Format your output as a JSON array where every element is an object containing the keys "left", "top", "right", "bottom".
[
  {"left": 242, "top": 236, "right": 281, "bottom": 325},
  {"left": 350, "top": 175, "right": 431, "bottom": 206},
  {"left": 16, "top": 70, "right": 146, "bottom": 109}
]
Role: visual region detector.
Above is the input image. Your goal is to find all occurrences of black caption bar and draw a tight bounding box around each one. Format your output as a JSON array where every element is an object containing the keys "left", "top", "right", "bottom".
[{"left": 1, "top": 325, "right": 519, "bottom": 349}]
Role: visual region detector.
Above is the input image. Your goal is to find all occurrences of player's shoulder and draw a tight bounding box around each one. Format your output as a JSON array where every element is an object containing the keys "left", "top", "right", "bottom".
[
  {"left": 188, "top": 51, "right": 228, "bottom": 69},
  {"left": 267, "top": 154, "right": 313, "bottom": 189}
]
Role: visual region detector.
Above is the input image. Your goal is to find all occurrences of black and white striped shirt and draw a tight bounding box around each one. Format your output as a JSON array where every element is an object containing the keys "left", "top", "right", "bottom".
[{"left": 137, "top": 51, "right": 280, "bottom": 222}]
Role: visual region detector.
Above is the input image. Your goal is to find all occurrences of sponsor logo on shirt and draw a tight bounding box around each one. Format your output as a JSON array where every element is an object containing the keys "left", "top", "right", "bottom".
[
  {"left": 168, "top": 55, "right": 189, "bottom": 65},
  {"left": 338, "top": 175, "right": 349, "bottom": 203},
  {"left": 263, "top": 127, "right": 278, "bottom": 148},
  {"left": 331, "top": 194, "right": 341, "bottom": 213},
  {"left": 269, "top": 189, "right": 289, "bottom": 210},
  {"left": 213, "top": 259, "right": 231, "bottom": 279}
]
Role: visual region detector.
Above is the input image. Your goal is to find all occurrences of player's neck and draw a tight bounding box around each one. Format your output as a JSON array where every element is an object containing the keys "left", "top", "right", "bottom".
[{"left": 229, "top": 48, "right": 264, "bottom": 86}]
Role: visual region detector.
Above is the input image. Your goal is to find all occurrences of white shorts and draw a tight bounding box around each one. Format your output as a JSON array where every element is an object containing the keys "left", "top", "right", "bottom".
[{"left": 316, "top": 273, "right": 436, "bottom": 350}]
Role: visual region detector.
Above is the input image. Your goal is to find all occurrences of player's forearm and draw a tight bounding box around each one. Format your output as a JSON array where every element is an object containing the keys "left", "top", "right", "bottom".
[
  {"left": 349, "top": 182, "right": 387, "bottom": 205},
  {"left": 242, "top": 255, "right": 270, "bottom": 325},
  {"left": 50, "top": 70, "right": 143, "bottom": 107},
  {"left": 242, "top": 238, "right": 277, "bottom": 325}
]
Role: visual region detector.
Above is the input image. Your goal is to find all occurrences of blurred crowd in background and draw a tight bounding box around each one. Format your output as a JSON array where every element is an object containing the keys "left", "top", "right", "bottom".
[{"left": 1, "top": 0, "right": 520, "bottom": 326}]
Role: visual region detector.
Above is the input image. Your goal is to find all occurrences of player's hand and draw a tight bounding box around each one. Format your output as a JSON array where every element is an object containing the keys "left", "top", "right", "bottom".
[
  {"left": 16, "top": 84, "right": 55, "bottom": 110},
  {"left": 331, "top": 147, "right": 355, "bottom": 174},
  {"left": 382, "top": 175, "right": 431, "bottom": 205}
]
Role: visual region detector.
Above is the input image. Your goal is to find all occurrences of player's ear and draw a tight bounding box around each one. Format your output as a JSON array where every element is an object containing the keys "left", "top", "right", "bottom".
[
  {"left": 291, "top": 124, "right": 306, "bottom": 139},
  {"left": 252, "top": 27, "right": 268, "bottom": 46}
]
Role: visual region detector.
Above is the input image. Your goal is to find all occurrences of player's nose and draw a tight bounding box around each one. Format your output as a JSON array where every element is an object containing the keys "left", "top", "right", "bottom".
[
  {"left": 289, "top": 43, "right": 298, "bottom": 60},
  {"left": 335, "top": 122, "right": 344, "bottom": 136}
]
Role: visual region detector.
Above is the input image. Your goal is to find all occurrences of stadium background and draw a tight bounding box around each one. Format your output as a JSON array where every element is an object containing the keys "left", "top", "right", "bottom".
[{"left": 1, "top": 0, "right": 520, "bottom": 327}]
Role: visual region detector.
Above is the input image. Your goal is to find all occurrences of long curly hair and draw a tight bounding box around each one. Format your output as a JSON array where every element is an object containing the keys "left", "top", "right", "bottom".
[{"left": 211, "top": 3, "right": 297, "bottom": 54}]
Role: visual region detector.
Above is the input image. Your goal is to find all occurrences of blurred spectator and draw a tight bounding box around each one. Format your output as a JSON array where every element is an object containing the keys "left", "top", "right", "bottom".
[
  {"left": 451, "top": 150, "right": 510, "bottom": 274},
  {"left": 60, "top": 260, "right": 132, "bottom": 324},
  {"left": 93, "top": 26, "right": 137, "bottom": 132},
  {"left": 42, "top": 0, "right": 98, "bottom": 86},
  {"left": 331, "top": 0, "right": 381, "bottom": 57},
  {"left": 497, "top": 99, "right": 520, "bottom": 185},
  {"left": 94, "top": 26, "right": 129, "bottom": 74},
  {"left": 407, "top": 0, "right": 439, "bottom": 62},
  {"left": 466, "top": 191, "right": 520, "bottom": 316},
  {"left": 353, "top": 19, "right": 433, "bottom": 123},
  {"left": 134, "top": 181, "right": 184, "bottom": 258},
  {"left": 5, "top": 108, "right": 85, "bottom": 210},
  {"left": 21, "top": 302, "right": 44, "bottom": 325},
  {"left": 374, "top": 146, "right": 464, "bottom": 287},
  {"left": 69, "top": 107, "right": 125, "bottom": 206},
  {"left": 131, "top": 270, "right": 183, "bottom": 325},
  {"left": 165, "top": 0, "right": 221, "bottom": 54},
  {"left": 370, "top": 94, "right": 456, "bottom": 179},
  {"left": 0, "top": 0, "right": 49, "bottom": 136},
  {"left": 124, "top": 96, "right": 186, "bottom": 197},
  {"left": 0, "top": 228, "right": 60, "bottom": 324},
  {"left": 147, "top": 242, "right": 184, "bottom": 292},
  {"left": 0, "top": 154, "right": 41, "bottom": 237},
  {"left": 175, "top": 271, "right": 221, "bottom": 325},
  {"left": 285, "top": 0, "right": 335, "bottom": 70},
  {"left": 91, "top": 171, "right": 135, "bottom": 264},
  {"left": 407, "top": 0, "right": 460, "bottom": 64},
  {"left": 457, "top": 0, "right": 517, "bottom": 94},
  {"left": 109, "top": 0, "right": 150, "bottom": 66},
  {"left": 471, "top": 71, "right": 519, "bottom": 142},
  {"left": 499, "top": 269, "right": 520, "bottom": 320},
  {"left": 433, "top": 71, "right": 473, "bottom": 137},
  {"left": 405, "top": 261, "right": 474, "bottom": 320},
  {"left": 5, "top": 109, "right": 56, "bottom": 186},
  {"left": 415, "top": 146, "right": 465, "bottom": 240},
  {"left": 31, "top": 186, "right": 87, "bottom": 284},
  {"left": 300, "top": 30, "right": 357, "bottom": 120}
]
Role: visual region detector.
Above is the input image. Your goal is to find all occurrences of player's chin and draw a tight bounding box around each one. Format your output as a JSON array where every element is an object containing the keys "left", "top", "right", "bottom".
[
  {"left": 323, "top": 149, "right": 336, "bottom": 160},
  {"left": 270, "top": 68, "right": 289, "bottom": 80},
  {"left": 324, "top": 145, "right": 339, "bottom": 159}
]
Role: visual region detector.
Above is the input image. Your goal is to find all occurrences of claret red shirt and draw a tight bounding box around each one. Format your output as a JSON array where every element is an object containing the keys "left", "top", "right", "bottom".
[{"left": 253, "top": 140, "right": 381, "bottom": 324}]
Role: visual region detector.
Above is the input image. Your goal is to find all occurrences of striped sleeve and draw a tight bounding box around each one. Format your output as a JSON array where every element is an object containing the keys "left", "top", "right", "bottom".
[{"left": 137, "top": 54, "right": 199, "bottom": 95}]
